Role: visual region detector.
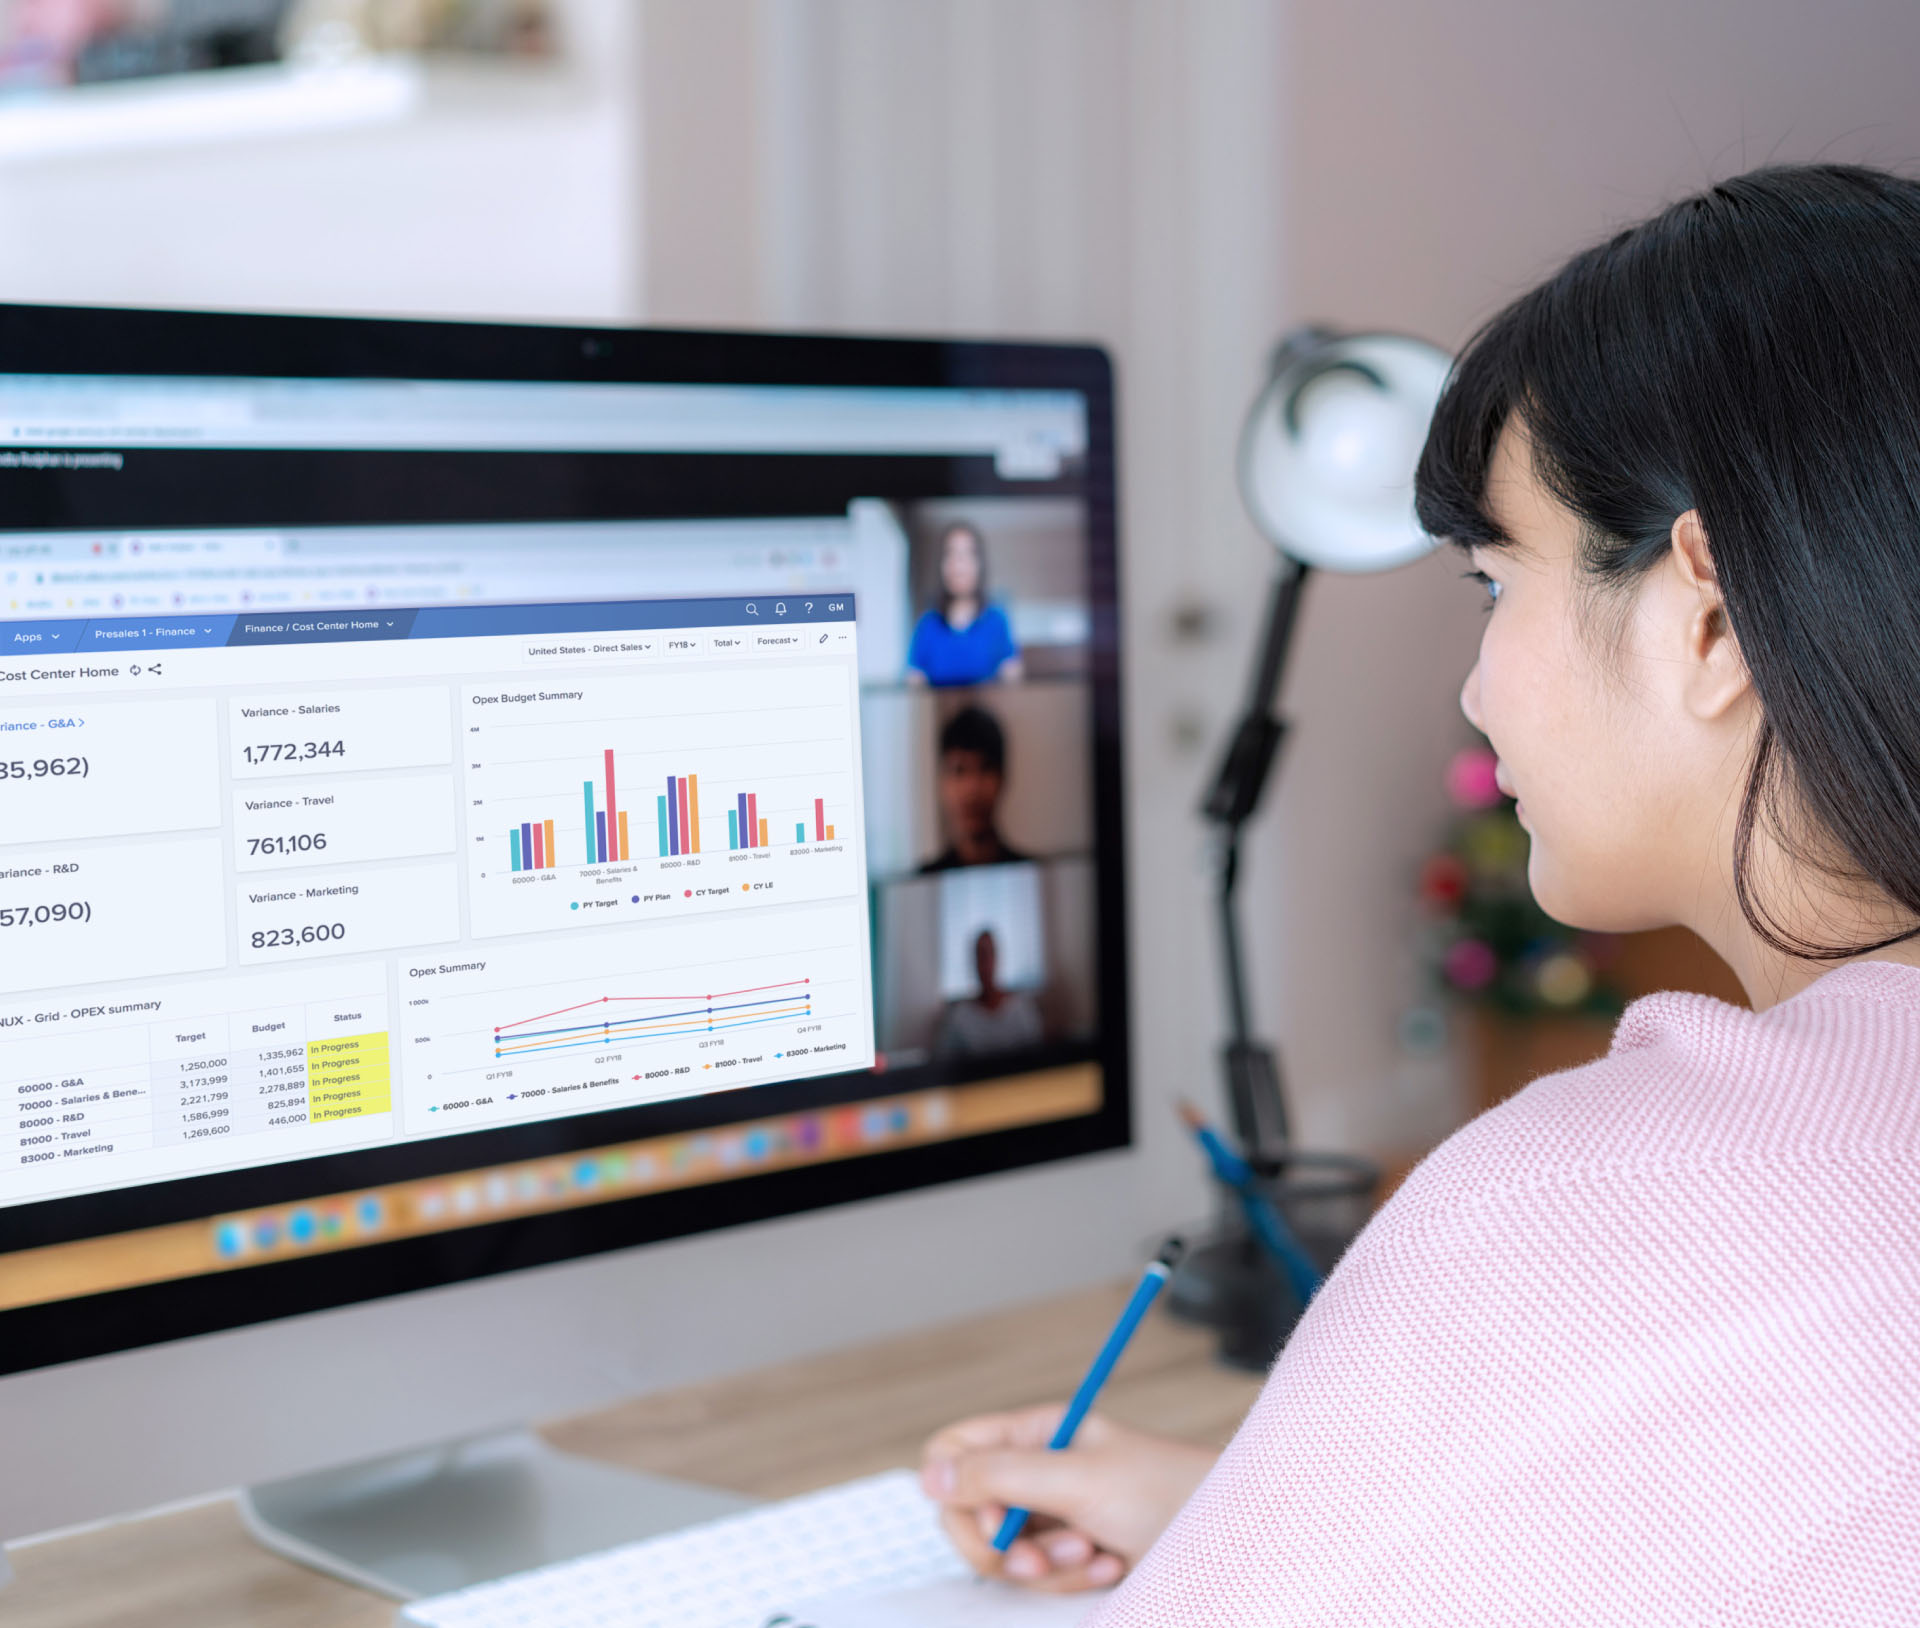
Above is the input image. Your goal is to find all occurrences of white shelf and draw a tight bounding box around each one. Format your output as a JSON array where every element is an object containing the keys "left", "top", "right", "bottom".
[{"left": 0, "top": 56, "right": 580, "bottom": 167}]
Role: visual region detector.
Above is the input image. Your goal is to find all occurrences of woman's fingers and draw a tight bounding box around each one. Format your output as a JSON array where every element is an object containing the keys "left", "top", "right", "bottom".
[
  {"left": 1005, "top": 1543, "right": 1129, "bottom": 1595},
  {"left": 1041, "top": 1530, "right": 1093, "bottom": 1568},
  {"left": 938, "top": 1501, "right": 1007, "bottom": 1578},
  {"left": 923, "top": 1404, "right": 1069, "bottom": 1467},
  {"left": 937, "top": 1443, "right": 1103, "bottom": 1524},
  {"left": 937, "top": 1504, "right": 1125, "bottom": 1596}
]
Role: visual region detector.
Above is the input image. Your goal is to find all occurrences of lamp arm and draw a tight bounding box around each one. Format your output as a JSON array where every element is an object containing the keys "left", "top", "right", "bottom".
[
  {"left": 1203, "top": 559, "right": 1310, "bottom": 830},
  {"left": 1200, "top": 559, "right": 1312, "bottom": 1164}
]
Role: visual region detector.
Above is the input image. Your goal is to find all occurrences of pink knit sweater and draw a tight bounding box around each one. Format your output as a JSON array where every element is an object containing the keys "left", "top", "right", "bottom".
[{"left": 1092, "top": 961, "right": 1920, "bottom": 1626}]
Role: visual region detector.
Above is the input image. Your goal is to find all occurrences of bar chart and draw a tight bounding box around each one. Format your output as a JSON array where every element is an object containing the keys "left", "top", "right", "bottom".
[
  {"left": 506, "top": 762, "right": 845, "bottom": 868},
  {"left": 462, "top": 663, "right": 864, "bottom": 941}
]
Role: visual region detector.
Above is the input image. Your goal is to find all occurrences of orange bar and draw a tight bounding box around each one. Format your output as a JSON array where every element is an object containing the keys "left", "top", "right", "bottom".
[
  {"left": 758, "top": 817, "right": 768, "bottom": 846},
  {"left": 687, "top": 775, "right": 701, "bottom": 853},
  {"left": 542, "top": 819, "right": 555, "bottom": 871},
  {"left": 825, "top": 824, "right": 835, "bottom": 839},
  {"left": 618, "top": 810, "right": 630, "bottom": 860}
]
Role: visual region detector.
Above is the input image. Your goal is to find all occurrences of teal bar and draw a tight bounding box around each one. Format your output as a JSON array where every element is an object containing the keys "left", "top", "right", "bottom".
[
  {"left": 583, "top": 781, "right": 596, "bottom": 864},
  {"left": 508, "top": 827, "right": 522, "bottom": 871},
  {"left": 796, "top": 822, "right": 805, "bottom": 843},
  {"left": 728, "top": 809, "right": 739, "bottom": 849},
  {"left": 657, "top": 795, "right": 670, "bottom": 856}
]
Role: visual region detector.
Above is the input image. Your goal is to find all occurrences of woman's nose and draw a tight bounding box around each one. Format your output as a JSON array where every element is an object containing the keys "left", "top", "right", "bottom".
[{"left": 1459, "top": 662, "right": 1485, "bottom": 732}]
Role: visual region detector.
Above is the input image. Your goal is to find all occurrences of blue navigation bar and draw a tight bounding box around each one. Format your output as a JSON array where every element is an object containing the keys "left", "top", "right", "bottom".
[{"left": 0, "top": 594, "right": 854, "bottom": 656}]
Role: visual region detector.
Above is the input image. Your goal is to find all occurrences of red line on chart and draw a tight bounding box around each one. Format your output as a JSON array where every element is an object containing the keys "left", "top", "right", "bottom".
[{"left": 494, "top": 979, "right": 814, "bottom": 1035}]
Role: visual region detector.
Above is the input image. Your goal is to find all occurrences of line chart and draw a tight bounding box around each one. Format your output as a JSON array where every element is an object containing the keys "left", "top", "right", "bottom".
[
  {"left": 492, "top": 979, "right": 815, "bottom": 1060},
  {"left": 397, "top": 906, "right": 872, "bottom": 1131}
]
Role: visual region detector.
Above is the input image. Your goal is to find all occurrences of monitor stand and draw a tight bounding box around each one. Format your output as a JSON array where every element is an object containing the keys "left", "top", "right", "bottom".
[{"left": 237, "top": 1427, "right": 757, "bottom": 1601}]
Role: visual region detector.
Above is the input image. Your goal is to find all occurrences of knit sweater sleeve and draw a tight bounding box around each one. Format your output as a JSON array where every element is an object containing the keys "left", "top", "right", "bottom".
[{"left": 1084, "top": 978, "right": 1920, "bottom": 1626}]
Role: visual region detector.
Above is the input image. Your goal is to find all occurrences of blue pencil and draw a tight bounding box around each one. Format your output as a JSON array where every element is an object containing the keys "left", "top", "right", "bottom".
[
  {"left": 990, "top": 1236, "right": 1187, "bottom": 1553},
  {"left": 1177, "top": 1099, "right": 1324, "bottom": 1305}
]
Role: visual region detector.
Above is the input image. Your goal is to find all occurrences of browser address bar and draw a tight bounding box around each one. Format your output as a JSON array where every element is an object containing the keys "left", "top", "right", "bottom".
[{"left": 0, "top": 377, "right": 1086, "bottom": 473}]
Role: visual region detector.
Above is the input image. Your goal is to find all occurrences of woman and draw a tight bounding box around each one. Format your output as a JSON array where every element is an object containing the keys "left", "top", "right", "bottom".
[
  {"left": 921, "top": 164, "right": 1920, "bottom": 1622},
  {"left": 907, "top": 520, "right": 1024, "bottom": 685}
]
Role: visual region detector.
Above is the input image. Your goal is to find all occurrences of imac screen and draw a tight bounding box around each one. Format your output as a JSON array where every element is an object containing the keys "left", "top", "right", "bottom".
[{"left": 0, "top": 354, "right": 1124, "bottom": 1370}]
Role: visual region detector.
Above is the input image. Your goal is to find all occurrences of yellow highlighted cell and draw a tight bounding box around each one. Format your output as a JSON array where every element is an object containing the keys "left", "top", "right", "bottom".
[{"left": 306, "top": 1031, "right": 393, "bottom": 1121}]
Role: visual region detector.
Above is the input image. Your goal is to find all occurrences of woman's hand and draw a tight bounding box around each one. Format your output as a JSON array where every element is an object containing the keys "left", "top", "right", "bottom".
[{"left": 919, "top": 1405, "right": 1216, "bottom": 1593}]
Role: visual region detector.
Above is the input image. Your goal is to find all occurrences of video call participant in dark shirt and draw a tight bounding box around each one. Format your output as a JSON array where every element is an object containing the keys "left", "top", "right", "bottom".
[{"left": 920, "top": 705, "right": 1031, "bottom": 872}]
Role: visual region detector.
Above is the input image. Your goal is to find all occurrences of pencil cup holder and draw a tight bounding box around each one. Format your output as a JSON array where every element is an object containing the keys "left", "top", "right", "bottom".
[{"left": 1165, "top": 1150, "right": 1378, "bottom": 1370}]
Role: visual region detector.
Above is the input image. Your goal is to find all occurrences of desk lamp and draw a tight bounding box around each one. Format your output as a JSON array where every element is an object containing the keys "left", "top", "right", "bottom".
[{"left": 1173, "top": 326, "right": 1451, "bottom": 1366}]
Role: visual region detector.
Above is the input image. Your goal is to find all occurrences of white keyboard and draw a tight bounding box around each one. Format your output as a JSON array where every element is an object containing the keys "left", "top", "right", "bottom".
[{"left": 399, "top": 1470, "right": 970, "bottom": 1628}]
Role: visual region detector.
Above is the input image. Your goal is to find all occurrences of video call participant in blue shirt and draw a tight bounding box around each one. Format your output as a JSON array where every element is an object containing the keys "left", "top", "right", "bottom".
[{"left": 906, "top": 521, "right": 1025, "bottom": 686}]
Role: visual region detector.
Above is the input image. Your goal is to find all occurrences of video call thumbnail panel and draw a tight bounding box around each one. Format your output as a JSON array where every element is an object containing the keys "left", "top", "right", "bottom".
[{"left": 860, "top": 493, "right": 1099, "bottom": 1077}]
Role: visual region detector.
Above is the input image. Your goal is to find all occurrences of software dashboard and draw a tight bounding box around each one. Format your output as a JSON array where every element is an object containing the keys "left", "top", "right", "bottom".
[{"left": 1, "top": 593, "right": 871, "bottom": 1206}]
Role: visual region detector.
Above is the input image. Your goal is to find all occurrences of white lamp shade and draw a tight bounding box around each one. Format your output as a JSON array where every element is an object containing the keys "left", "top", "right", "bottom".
[{"left": 1238, "top": 330, "right": 1452, "bottom": 572}]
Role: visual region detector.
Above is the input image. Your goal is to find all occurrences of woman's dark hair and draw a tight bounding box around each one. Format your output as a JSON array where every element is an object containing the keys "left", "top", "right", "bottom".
[
  {"left": 1416, "top": 163, "right": 1920, "bottom": 960},
  {"left": 936, "top": 521, "right": 987, "bottom": 618}
]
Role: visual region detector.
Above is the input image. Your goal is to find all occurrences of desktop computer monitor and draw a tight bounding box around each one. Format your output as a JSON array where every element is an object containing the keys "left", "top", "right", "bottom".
[{"left": 0, "top": 305, "right": 1127, "bottom": 1545}]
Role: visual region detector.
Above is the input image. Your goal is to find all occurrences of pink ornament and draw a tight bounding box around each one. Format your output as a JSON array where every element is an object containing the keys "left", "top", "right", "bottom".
[
  {"left": 1443, "top": 937, "right": 1500, "bottom": 991},
  {"left": 1446, "top": 745, "right": 1505, "bottom": 810}
]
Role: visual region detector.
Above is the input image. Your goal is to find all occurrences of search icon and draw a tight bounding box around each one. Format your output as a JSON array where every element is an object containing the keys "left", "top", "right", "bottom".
[{"left": 745, "top": 603, "right": 759, "bottom": 616}]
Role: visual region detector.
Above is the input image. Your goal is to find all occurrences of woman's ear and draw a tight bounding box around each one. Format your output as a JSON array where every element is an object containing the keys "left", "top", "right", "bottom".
[{"left": 1669, "top": 510, "right": 1752, "bottom": 722}]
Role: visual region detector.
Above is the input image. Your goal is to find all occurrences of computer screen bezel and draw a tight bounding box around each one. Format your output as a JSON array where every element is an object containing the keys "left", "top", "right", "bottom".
[{"left": 0, "top": 303, "right": 1129, "bottom": 1374}]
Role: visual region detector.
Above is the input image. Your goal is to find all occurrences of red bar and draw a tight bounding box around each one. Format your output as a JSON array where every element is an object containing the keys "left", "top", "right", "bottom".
[
  {"left": 677, "top": 776, "right": 691, "bottom": 854},
  {"left": 746, "top": 793, "right": 759, "bottom": 848},
  {"left": 604, "top": 749, "right": 619, "bottom": 861},
  {"left": 814, "top": 798, "right": 825, "bottom": 842},
  {"left": 531, "top": 821, "right": 544, "bottom": 869}
]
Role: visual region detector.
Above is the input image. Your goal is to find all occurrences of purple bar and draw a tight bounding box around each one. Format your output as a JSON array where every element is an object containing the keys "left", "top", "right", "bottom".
[
  {"left": 736, "top": 792, "right": 748, "bottom": 850},
  {"left": 595, "top": 810, "right": 607, "bottom": 863},
  {"left": 666, "top": 775, "right": 680, "bottom": 856},
  {"left": 520, "top": 822, "right": 533, "bottom": 871}
]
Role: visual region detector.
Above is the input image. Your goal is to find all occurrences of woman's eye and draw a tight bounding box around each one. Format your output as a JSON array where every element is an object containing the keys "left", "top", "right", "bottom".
[{"left": 1464, "top": 569, "right": 1503, "bottom": 608}]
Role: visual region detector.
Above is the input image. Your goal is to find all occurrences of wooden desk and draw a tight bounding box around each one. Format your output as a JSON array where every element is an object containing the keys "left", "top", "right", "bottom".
[{"left": 4, "top": 1286, "right": 1265, "bottom": 1628}]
